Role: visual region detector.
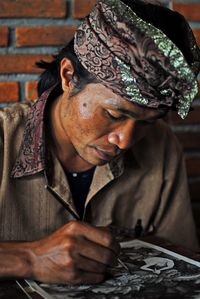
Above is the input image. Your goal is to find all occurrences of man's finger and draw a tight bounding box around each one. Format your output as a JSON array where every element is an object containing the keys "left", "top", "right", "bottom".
[
  {"left": 67, "top": 221, "right": 119, "bottom": 254},
  {"left": 74, "top": 254, "right": 108, "bottom": 274},
  {"left": 76, "top": 237, "right": 117, "bottom": 267}
]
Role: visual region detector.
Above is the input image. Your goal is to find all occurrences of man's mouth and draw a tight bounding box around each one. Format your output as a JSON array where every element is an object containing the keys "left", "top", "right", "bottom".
[{"left": 93, "top": 147, "right": 121, "bottom": 161}]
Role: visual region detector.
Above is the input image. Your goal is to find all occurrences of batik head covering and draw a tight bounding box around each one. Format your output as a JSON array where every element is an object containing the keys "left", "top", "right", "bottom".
[{"left": 74, "top": 0, "right": 200, "bottom": 119}]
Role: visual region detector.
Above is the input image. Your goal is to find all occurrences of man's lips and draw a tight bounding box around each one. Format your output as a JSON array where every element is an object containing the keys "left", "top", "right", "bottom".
[{"left": 93, "top": 147, "right": 121, "bottom": 161}]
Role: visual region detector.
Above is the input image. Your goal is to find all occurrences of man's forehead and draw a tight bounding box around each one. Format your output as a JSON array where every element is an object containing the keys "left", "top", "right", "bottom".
[{"left": 104, "top": 97, "right": 168, "bottom": 120}]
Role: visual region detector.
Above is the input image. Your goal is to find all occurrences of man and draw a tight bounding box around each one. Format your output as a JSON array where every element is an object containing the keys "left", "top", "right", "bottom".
[{"left": 0, "top": 0, "right": 200, "bottom": 285}]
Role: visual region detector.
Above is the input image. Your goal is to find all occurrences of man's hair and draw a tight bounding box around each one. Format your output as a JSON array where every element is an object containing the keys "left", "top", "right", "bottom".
[
  {"left": 36, "top": 39, "right": 97, "bottom": 97},
  {"left": 37, "top": 0, "right": 193, "bottom": 97}
]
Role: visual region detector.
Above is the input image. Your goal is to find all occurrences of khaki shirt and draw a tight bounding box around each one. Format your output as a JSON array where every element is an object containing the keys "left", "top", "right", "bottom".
[{"left": 0, "top": 88, "right": 198, "bottom": 250}]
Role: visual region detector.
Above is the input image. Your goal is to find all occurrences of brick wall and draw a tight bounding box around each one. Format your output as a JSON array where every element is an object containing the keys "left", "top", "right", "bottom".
[{"left": 0, "top": 0, "right": 200, "bottom": 238}]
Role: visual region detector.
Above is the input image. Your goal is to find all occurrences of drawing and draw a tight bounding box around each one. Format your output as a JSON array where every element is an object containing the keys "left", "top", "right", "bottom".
[
  {"left": 25, "top": 240, "right": 200, "bottom": 299},
  {"left": 140, "top": 257, "right": 175, "bottom": 274}
]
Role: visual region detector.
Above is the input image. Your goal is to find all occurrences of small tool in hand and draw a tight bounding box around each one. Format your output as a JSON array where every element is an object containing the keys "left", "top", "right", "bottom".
[{"left": 117, "top": 258, "right": 132, "bottom": 274}]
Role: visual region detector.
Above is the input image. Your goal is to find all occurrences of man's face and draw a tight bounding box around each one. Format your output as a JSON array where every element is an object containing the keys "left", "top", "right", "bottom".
[{"left": 59, "top": 83, "right": 166, "bottom": 166}]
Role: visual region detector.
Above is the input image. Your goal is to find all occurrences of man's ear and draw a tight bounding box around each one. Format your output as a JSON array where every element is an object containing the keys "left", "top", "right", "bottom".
[{"left": 60, "top": 58, "right": 74, "bottom": 92}]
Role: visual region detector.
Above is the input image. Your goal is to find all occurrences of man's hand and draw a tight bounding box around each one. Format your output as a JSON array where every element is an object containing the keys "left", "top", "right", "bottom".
[{"left": 29, "top": 221, "right": 120, "bottom": 284}]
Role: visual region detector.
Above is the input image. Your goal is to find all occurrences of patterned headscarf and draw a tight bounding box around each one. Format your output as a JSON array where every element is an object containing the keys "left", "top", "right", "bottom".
[{"left": 74, "top": 0, "right": 200, "bottom": 119}]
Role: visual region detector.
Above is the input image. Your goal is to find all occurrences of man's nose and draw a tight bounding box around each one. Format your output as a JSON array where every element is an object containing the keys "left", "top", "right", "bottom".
[{"left": 108, "top": 120, "right": 136, "bottom": 150}]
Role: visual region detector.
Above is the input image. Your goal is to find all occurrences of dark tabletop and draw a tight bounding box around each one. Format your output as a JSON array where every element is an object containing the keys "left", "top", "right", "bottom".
[{"left": 0, "top": 237, "right": 200, "bottom": 299}]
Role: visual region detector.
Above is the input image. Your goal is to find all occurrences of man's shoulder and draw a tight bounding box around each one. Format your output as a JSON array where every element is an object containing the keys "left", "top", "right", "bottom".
[
  {"left": 149, "top": 119, "right": 174, "bottom": 137},
  {"left": 0, "top": 102, "right": 31, "bottom": 124},
  {"left": 138, "top": 119, "right": 176, "bottom": 146},
  {"left": 127, "top": 120, "right": 182, "bottom": 169},
  {"left": 0, "top": 102, "right": 33, "bottom": 148},
  {"left": 145, "top": 119, "right": 180, "bottom": 148},
  {"left": 0, "top": 102, "right": 38, "bottom": 170}
]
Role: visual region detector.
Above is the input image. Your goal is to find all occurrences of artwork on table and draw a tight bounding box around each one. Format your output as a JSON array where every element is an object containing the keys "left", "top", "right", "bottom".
[{"left": 19, "top": 239, "right": 200, "bottom": 299}]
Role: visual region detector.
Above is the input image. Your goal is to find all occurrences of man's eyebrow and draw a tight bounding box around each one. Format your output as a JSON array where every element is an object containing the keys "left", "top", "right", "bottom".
[{"left": 116, "top": 108, "right": 168, "bottom": 120}]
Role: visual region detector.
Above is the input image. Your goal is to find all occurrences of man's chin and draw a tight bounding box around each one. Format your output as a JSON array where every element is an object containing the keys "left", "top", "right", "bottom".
[
  {"left": 80, "top": 155, "right": 112, "bottom": 167},
  {"left": 78, "top": 146, "right": 118, "bottom": 167},
  {"left": 84, "top": 156, "right": 110, "bottom": 167},
  {"left": 95, "top": 159, "right": 110, "bottom": 166}
]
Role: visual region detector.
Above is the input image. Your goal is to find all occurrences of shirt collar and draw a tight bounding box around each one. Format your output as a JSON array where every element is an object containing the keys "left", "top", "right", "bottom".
[
  {"left": 11, "top": 86, "right": 54, "bottom": 178},
  {"left": 11, "top": 85, "right": 139, "bottom": 180}
]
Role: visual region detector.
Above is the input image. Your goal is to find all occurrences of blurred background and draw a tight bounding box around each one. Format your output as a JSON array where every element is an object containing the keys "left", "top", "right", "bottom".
[{"left": 0, "top": 0, "right": 199, "bottom": 240}]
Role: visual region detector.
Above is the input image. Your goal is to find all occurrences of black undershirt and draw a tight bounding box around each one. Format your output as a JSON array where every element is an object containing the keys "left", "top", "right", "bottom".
[{"left": 66, "top": 167, "right": 96, "bottom": 219}]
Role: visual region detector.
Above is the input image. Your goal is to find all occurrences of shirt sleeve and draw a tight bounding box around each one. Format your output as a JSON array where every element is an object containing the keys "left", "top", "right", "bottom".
[{"left": 153, "top": 128, "right": 199, "bottom": 251}]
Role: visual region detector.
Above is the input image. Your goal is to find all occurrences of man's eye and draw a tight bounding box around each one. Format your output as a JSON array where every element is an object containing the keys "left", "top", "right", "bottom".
[{"left": 106, "top": 110, "right": 126, "bottom": 121}]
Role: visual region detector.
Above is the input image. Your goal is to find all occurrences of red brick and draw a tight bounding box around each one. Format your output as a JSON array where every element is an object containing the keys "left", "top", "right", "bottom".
[
  {"left": 176, "top": 132, "right": 200, "bottom": 150},
  {"left": 192, "top": 28, "right": 200, "bottom": 45},
  {"left": 0, "top": 54, "right": 52, "bottom": 74},
  {"left": 0, "top": 82, "right": 19, "bottom": 102},
  {"left": 25, "top": 81, "right": 38, "bottom": 101},
  {"left": 0, "top": 0, "right": 66, "bottom": 18},
  {"left": 186, "top": 158, "right": 200, "bottom": 177},
  {"left": 16, "top": 26, "right": 77, "bottom": 47},
  {"left": 0, "top": 27, "right": 8, "bottom": 47},
  {"left": 173, "top": 3, "right": 200, "bottom": 22},
  {"left": 73, "top": 0, "right": 96, "bottom": 18}
]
